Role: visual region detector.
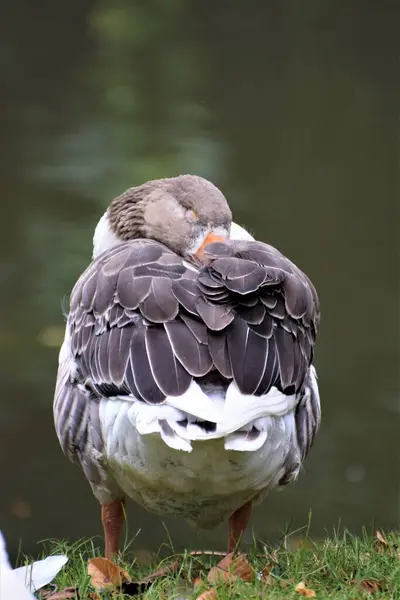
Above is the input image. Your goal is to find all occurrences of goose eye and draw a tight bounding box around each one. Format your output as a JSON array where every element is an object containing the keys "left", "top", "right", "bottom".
[{"left": 186, "top": 209, "right": 199, "bottom": 221}]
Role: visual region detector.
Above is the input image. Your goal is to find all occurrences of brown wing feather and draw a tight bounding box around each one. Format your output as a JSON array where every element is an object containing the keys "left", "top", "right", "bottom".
[
  {"left": 201, "top": 240, "right": 319, "bottom": 395},
  {"left": 67, "top": 238, "right": 319, "bottom": 411}
]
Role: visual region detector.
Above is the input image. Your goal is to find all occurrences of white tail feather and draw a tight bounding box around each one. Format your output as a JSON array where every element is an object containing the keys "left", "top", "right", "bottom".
[
  {"left": 162, "top": 381, "right": 225, "bottom": 423},
  {"left": 222, "top": 383, "right": 297, "bottom": 432},
  {"left": 124, "top": 380, "right": 298, "bottom": 452},
  {"left": 224, "top": 430, "right": 268, "bottom": 451}
]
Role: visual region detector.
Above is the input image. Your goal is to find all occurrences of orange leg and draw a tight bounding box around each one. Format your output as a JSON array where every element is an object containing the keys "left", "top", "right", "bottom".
[
  {"left": 227, "top": 501, "right": 252, "bottom": 554},
  {"left": 101, "top": 499, "right": 125, "bottom": 559}
]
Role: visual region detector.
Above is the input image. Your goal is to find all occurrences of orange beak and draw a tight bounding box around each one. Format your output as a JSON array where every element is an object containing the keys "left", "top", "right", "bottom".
[{"left": 194, "top": 233, "right": 226, "bottom": 260}]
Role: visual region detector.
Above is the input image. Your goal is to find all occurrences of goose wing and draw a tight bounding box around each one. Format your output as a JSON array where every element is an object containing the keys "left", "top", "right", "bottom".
[
  {"left": 66, "top": 238, "right": 319, "bottom": 401},
  {"left": 56, "top": 237, "right": 320, "bottom": 464}
]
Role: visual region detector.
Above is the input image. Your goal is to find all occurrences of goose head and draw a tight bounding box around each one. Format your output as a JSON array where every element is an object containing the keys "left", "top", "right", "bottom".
[{"left": 93, "top": 175, "right": 234, "bottom": 262}]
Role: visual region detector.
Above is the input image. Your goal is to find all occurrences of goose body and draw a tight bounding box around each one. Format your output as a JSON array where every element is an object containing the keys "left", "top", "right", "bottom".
[{"left": 54, "top": 175, "right": 320, "bottom": 555}]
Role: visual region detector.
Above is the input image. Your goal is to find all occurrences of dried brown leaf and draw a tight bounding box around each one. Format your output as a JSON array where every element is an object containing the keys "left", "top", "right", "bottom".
[
  {"left": 195, "top": 589, "right": 219, "bottom": 600},
  {"left": 261, "top": 563, "right": 271, "bottom": 578},
  {"left": 46, "top": 588, "right": 78, "bottom": 600},
  {"left": 375, "top": 530, "right": 388, "bottom": 554},
  {"left": 208, "top": 566, "right": 232, "bottom": 585},
  {"left": 37, "top": 588, "right": 56, "bottom": 600},
  {"left": 208, "top": 552, "right": 255, "bottom": 585},
  {"left": 295, "top": 581, "right": 316, "bottom": 597},
  {"left": 88, "top": 557, "right": 125, "bottom": 590},
  {"left": 121, "top": 568, "right": 132, "bottom": 583},
  {"left": 215, "top": 553, "right": 234, "bottom": 571},
  {"left": 193, "top": 576, "right": 204, "bottom": 591},
  {"left": 358, "top": 579, "right": 382, "bottom": 594},
  {"left": 261, "top": 563, "right": 274, "bottom": 586},
  {"left": 375, "top": 530, "right": 387, "bottom": 545}
]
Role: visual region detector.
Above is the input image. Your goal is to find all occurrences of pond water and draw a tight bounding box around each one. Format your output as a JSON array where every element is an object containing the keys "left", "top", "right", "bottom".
[{"left": 0, "top": 0, "right": 398, "bottom": 558}]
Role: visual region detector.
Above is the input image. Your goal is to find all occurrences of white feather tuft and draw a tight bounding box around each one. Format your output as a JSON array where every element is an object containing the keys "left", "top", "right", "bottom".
[
  {"left": 14, "top": 555, "right": 69, "bottom": 593},
  {"left": 113, "top": 380, "right": 298, "bottom": 451},
  {"left": 230, "top": 222, "right": 255, "bottom": 241},
  {"left": 93, "top": 211, "right": 122, "bottom": 259},
  {"left": 0, "top": 531, "right": 68, "bottom": 599},
  {"left": 224, "top": 430, "right": 268, "bottom": 452}
]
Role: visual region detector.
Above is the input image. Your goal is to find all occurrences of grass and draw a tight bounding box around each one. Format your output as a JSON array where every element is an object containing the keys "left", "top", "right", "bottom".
[{"left": 24, "top": 529, "right": 400, "bottom": 599}]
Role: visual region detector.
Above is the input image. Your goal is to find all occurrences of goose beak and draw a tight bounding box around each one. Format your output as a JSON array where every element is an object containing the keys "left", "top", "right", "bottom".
[{"left": 194, "top": 233, "right": 227, "bottom": 260}]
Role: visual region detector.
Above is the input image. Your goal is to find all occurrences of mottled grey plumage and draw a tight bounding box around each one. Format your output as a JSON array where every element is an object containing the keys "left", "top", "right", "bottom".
[
  {"left": 54, "top": 174, "right": 321, "bottom": 537},
  {"left": 55, "top": 235, "right": 320, "bottom": 477},
  {"left": 68, "top": 237, "right": 318, "bottom": 400},
  {"left": 107, "top": 176, "right": 232, "bottom": 258}
]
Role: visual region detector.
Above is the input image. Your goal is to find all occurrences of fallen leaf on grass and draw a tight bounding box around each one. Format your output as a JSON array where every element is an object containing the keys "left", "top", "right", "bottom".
[
  {"left": 46, "top": 587, "right": 78, "bottom": 599},
  {"left": 260, "top": 563, "right": 274, "bottom": 586},
  {"left": 357, "top": 579, "right": 382, "bottom": 595},
  {"left": 375, "top": 530, "right": 388, "bottom": 553},
  {"left": 375, "top": 530, "right": 387, "bottom": 545},
  {"left": 207, "top": 567, "right": 229, "bottom": 585},
  {"left": 88, "top": 556, "right": 180, "bottom": 596},
  {"left": 295, "top": 581, "right": 316, "bottom": 597},
  {"left": 46, "top": 589, "right": 100, "bottom": 600},
  {"left": 37, "top": 586, "right": 57, "bottom": 599},
  {"left": 193, "top": 576, "right": 204, "bottom": 590},
  {"left": 208, "top": 553, "right": 255, "bottom": 585},
  {"left": 88, "top": 557, "right": 128, "bottom": 590},
  {"left": 192, "top": 575, "right": 210, "bottom": 599},
  {"left": 194, "top": 554, "right": 255, "bottom": 599},
  {"left": 195, "top": 589, "right": 219, "bottom": 600}
]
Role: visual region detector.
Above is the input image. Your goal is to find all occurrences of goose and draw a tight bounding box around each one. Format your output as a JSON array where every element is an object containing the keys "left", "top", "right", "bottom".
[{"left": 54, "top": 175, "right": 321, "bottom": 559}]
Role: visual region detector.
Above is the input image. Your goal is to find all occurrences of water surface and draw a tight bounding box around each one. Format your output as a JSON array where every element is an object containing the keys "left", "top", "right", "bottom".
[{"left": 0, "top": 0, "right": 398, "bottom": 557}]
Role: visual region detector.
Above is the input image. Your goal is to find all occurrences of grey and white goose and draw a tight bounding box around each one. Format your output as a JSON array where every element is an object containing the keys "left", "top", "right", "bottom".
[{"left": 54, "top": 175, "right": 321, "bottom": 558}]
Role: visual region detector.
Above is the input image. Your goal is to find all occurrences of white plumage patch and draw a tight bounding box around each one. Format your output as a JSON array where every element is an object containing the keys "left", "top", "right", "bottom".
[
  {"left": 92, "top": 214, "right": 254, "bottom": 260},
  {"left": 230, "top": 222, "right": 255, "bottom": 241},
  {"left": 108, "top": 380, "right": 297, "bottom": 452},
  {"left": 98, "top": 390, "right": 298, "bottom": 526},
  {"left": 92, "top": 211, "right": 122, "bottom": 259}
]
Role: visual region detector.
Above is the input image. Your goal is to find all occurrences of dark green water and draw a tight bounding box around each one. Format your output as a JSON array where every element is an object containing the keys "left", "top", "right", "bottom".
[{"left": 0, "top": 0, "right": 398, "bottom": 558}]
